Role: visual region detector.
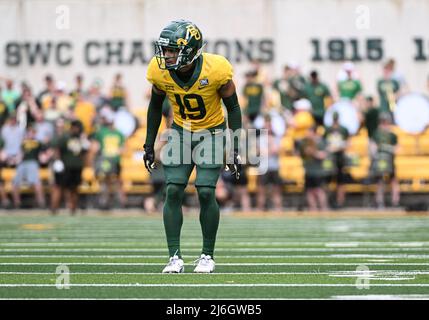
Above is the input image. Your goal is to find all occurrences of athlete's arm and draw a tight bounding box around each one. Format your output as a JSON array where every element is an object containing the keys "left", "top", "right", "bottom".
[
  {"left": 219, "top": 80, "right": 243, "bottom": 179},
  {"left": 145, "top": 85, "right": 166, "bottom": 147},
  {"left": 219, "top": 80, "right": 242, "bottom": 137},
  {"left": 143, "top": 85, "right": 166, "bottom": 173}
]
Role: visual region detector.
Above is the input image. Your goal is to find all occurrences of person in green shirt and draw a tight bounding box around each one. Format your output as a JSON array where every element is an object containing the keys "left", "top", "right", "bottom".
[
  {"left": 298, "top": 126, "right": 328, "bottom": 211},
  {"left": 305, "top": 71, "right": 332, "bottom": 127},
  {"left": 337, "top": 63, "right": 362, "bottom": 100},
  {"left": 324, "top": 112, "right": 350, "bottom": 208},
  {"left": 272, "top": 65, "right": 294, "bottom": 111},
  {"left": 51, "top": 120, "right": 90, "bottom": 214},
  {"left": 92, "top": 108, "right": 126, "bottom": 209},
  {"left": 242, "top": 70, "right": 264, "bottom": 124},
  {"left": 1, "top": 79, "right": 20, "bottom": 114},
  {"left": 377, "top": 64, "right": 400, "bottom": 113},
  {"left": 370, "top": 113, "right": 400, "bottom": 208},
  {"left": 12, "top": 126, "right": 46, "bottom": 208}
]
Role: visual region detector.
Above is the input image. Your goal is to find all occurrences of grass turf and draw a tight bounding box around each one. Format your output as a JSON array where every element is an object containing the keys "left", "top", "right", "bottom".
[{"left": 0, "top": 212, "right": 429, "bottom": 299}]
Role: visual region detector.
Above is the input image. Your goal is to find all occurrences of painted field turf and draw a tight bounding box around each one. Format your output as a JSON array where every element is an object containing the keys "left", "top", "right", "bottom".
[{"left": 0, "top": 213, "right": 429, "bottom": 299}]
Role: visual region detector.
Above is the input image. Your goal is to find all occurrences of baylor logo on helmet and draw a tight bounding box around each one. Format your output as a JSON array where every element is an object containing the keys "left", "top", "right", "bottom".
[{"left": 186, "top": 25, "right": 201, "bottom": 40}]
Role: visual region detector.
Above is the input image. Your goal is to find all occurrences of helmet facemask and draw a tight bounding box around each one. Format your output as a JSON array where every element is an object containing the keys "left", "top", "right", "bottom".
[{"left": 155, "top": 42, "right": 204, "bottom": 71}]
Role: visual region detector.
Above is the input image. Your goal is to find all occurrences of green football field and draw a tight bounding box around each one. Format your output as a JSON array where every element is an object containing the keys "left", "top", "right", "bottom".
[{"left": 1, "top": 211, "right": 429, "bottom": 299}]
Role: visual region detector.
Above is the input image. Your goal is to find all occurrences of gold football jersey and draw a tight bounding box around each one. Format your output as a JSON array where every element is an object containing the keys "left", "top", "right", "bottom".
[{"left": 147, "top": 53, "right": 233, "bottom": 131}]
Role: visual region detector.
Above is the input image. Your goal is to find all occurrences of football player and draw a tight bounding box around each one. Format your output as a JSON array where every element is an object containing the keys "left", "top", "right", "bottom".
[{"left": 143, "top": 20, "right": 242, "bottom": 273}]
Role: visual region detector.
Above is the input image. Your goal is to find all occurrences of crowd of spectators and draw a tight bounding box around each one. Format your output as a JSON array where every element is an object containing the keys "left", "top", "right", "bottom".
[
  {"left": 0, "top": 73, "right": 129, "bottom": 213},
  {"left": 0, "top": 57, "right": 427, "bottom": 213}
]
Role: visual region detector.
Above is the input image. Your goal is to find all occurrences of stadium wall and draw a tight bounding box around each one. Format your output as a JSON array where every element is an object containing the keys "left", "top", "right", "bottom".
[{"left": 0, "top": 0, "right": 428, "bottom": 107}]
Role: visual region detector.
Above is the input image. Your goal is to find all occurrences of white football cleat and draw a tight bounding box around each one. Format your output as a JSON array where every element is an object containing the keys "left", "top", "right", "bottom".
[
  {"left": 162, "top": 255, "right": 184, "bottom": 273},
  {"left": 193, "top": 254, "right": 215, "bottom": 273}
]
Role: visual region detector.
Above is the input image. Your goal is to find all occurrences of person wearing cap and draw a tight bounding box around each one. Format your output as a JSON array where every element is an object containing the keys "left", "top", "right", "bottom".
[
  {"left": 337, "top": 62, "right": 363, "bottom": 100},
  {"left": 288, "top": 98, "right": 315, "bottom": 149},
  {"left": 370, "top": 112, "right": 400, "bottom": 208},
  {"left": 50, "top": 119, "right": 90, "bottom": 214},
  {"left": 323, "top": 111, "right": 350, "bottom": 208},
  {"left": 304, "top": 70, "right": 332, "bottom": 127},
  {"left": 242, "top": 69, "right": 265, "bottom": 125},
  {"left": 91, "top": 107, "right": 126, "bottom": 209}
]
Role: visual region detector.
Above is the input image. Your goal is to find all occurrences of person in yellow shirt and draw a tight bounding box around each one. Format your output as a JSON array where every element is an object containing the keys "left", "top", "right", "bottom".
[{"left": 143, "top": 20, "right": 242, "bottom": 274}]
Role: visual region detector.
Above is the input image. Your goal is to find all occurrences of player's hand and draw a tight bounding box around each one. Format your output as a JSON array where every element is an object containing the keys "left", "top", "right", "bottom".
[
  {"left": 143, "top": 144, "right": 156, "bottom": 173},
  {"left": 225, "top": 151, "right": 242, "bottom": 180}
]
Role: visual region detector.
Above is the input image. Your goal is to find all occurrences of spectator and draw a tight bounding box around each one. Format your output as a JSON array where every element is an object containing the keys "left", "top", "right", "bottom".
[
  {"left": 87, "top": 79, "right": 107, "bottom": 110},
  {"left": 272, "top": 65, "right": 294, "bottom": 112},
  {"left": 34, "top": 110, "right": 54, "bottom": 145},
  {"left": 50, "top": 120, "right": 90, "bottom": 214},
  {"left": 11, "top": 126, "right": 46, "bottom": 209},
  {"left": 70, "top": 74, "right": 85, "bottom": 102},
  {"left": 242, "top": 70, "right": 265, "bottom": 126},
  {"left": 55, "top": 81, "right": 73, "bottom": 115},
  {"left": 363, "top": 96, "right": 380, "bottom": 141},
  {"left": 370, "top": 112, "right": 400, "bottom": 208},
  {"left": 287, "top": 62, "right": 307, "bottom": 102},
  {"left": 305, "top": 70, "right": 332, "bottom": 127},
  {"left": 0, "top": 136, "right": 11, "bottom": 208},
  {"left": 377, "top": 62, "right": 400, "bottom": 114},
  {"left": 92, "top": 108, "right": 126, "bottom": 209},
  {"left": 384, "top": 58, "right": 408, "bottom": 93},
  {"left": 74, "top": 92, "right": 96, "bottom": 136},
  {"left": 0, "top": 113, "right": 25, "bottom": 167},
  {"left": 288, "top": 99, "right": 315, "bottom": 149},
  {"left": 298, "top": 126, "right": 328, "bottom": 211},
  {"left": 0, "top": 87, "right": 10, "bottom": 128},
  {"left": 256, "top": 115, "right": 283, "bottom": 211},
  {"left": 109, "top": 73, "right": 128, "bottom": 111},
  {"left": 1, "top": 79, "right": 20, "bottom": 113},
  {"left": 43, "top": 96, "right": 62, "bottom": 123},
  {"left": 337, "top": 62, "right": 363, "bottom": 100},
  {"left": 36, "top": 74, "right": 56, "bottom": 110},
  {"left": 324, "top": 112, "right": 350, "bottom": 208},
  {"left": 16, "top": 86, "right": 40, "bottom": 129}
]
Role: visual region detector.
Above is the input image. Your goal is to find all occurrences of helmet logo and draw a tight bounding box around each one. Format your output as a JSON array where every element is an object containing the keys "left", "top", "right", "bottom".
[
  {"left": 177, "top": 38, "right": 188, "bottom": 46},
  {"left": 186, "top": 25, "right": 201, "bottom": 40}
]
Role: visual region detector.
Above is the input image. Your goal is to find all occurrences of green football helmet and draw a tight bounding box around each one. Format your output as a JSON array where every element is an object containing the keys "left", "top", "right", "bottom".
[{"left": 154, "top": 20, "right": 205, "bottom": 70}]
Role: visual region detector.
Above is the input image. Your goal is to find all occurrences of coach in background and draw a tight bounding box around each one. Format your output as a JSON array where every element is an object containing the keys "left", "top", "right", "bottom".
[{"left": 370, "top": 113, "right": 400, "bottom": 209}]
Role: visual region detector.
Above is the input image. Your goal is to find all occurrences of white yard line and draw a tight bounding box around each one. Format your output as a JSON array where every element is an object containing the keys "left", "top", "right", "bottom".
[
  {"left": 1, "top": 283, "right": 429, "bottom": 287},
  {"left": 2, "top": 262, "right": 429, "bottom": 266},
  {"left": 0, "top": 254, "right": 429, "bottom": 259},
  {"left": 1, "top": 248, "right": 429, "bottom": 252},
  {"left": 1, "top": 271, "right": 429, "bottom": 275},
  {"left": 1, "top": 241, "right": 429, "bottom": 247}
]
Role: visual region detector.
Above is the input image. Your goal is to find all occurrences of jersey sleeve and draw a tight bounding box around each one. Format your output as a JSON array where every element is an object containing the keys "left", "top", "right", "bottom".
[
  {"left": 216, "top": 56, "right": 234, "bottom": 89},
  {"left": 146, "top": 57, "right": 160, "bottom": 86}
]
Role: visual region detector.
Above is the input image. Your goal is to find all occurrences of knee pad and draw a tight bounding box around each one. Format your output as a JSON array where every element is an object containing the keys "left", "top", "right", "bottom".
[
  {"left": 165, "top": 183, "right": 185, "bottom": 201},
  {"left": 197, "top": 186, "right": 215, "bottom": 203}
]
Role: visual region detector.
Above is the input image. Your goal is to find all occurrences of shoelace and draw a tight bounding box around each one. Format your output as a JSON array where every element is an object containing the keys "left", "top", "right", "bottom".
[{"left": 193, "top": 255, "right": 211, "bottom": 266}]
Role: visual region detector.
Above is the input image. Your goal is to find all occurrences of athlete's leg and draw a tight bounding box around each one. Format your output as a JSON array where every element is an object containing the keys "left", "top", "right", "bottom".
[
  {"left": 196, "top": 186, "right": 220, "bottom": 257},
  {"left": 163, "top": 183, "right": 186, "bottom": 257}
]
